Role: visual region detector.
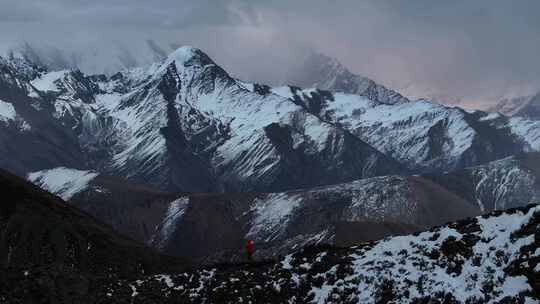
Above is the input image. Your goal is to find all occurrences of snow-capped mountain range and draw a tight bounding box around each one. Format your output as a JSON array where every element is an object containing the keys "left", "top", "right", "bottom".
[
  {"left": 1, "top": 46, "right": 539, "bottom": 193},
  {"left": 1, "top": 47, "right": 407, "bottom": 193},
  {"left": 250, "top": 85, "right": 540, "bottom": 172}
]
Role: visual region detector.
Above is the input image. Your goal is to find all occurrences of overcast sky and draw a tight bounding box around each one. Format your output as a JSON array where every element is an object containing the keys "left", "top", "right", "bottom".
[{"left": 1, "top": 0, "right": 540, "bottom": 106}]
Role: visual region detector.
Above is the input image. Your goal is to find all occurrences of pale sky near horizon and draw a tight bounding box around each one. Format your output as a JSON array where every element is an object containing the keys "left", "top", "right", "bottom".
[{"left": 1, "top": 0, "right": 540, "bottom": 106}]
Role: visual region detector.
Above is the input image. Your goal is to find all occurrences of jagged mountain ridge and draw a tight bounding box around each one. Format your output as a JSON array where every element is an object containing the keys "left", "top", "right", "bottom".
[
  {"left": 0, "top": 47, "right": 405, "bottom": 192},
  {"left": 262, "top": 85, "right": 540, "bottom": 172},
  {"left": 2, "top": 46, "right": 540, "bottom": 190}
]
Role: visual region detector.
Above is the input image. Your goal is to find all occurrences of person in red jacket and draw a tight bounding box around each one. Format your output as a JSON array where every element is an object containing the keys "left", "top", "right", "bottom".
[{"left": 245, "top": 240, "right": 254, "bottom": 261}]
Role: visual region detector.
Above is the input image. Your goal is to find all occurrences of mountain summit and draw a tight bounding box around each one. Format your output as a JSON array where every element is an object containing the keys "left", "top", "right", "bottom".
[{"left": 285, "top": 51, "right": 409, "bottom": 104}]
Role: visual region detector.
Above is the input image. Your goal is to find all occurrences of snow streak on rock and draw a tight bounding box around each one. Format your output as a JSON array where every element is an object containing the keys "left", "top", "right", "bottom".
[
  {"left": 27, "top": 167, "right": 98, "bottom": 200},
  {"left": 154, "top": 197, "right": 190, "bottom": 250},
  {"left": 247, "top": 193, "right": 302, "bottom": 243}
]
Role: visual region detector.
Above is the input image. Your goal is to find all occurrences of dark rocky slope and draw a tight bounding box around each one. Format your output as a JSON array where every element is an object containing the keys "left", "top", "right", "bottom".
[{"left": 0, "top": 169, "right": 187, "bottom": 303}]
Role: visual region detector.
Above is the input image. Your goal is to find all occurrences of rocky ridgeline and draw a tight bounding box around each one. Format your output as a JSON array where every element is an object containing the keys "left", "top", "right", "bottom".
[{"left": 100, "top": 204, "right": 540, "bottom": 303}]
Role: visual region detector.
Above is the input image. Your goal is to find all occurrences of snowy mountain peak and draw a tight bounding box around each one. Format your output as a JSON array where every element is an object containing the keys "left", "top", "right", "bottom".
[
  {"left": 165, "top": 46, "right": 212, "bottom": 67},
  {"left": 285, "top": 50, "right": 409, "bottom": 105}
]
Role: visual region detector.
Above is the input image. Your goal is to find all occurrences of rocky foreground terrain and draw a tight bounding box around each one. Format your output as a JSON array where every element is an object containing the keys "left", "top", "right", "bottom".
[
  {"left": 1, "top": 168, "right": 538, "bottom": 303},
  {"left": 74, "top": 205, "right": 540, "bottom": 303}
]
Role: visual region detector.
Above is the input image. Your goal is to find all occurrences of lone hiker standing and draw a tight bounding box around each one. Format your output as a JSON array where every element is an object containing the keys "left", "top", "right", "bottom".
[{"left": 245, "top": 240, "right": 254, "bottom": 261}]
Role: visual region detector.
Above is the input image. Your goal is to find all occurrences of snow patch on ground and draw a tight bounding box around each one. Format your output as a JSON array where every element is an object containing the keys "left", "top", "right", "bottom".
[{"left": 27, "top": 167, "right": 98, "bottom": 200}]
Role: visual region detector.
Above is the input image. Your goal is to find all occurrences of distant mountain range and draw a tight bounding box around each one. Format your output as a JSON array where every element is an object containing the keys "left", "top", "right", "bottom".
[
  {"left": 489, "top": 92, "right": 540, "bottom": 120},
  {"left": 1, "top": 47, "right": 539, "bottom": 191},
  {"left": 284, "top": 50, "right": 409, "bottom": 105}
]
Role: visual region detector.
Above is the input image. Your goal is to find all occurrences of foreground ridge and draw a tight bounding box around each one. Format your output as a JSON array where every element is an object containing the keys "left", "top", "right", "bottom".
[{"left": 105, "top": 204, "right": 540, "bottom": 303}]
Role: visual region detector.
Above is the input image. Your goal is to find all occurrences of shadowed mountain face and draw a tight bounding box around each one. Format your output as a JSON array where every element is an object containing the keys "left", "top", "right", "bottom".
[
  {"left": 0, "top": 57, "right": 86, "bottom": 174},
  {"left": 0, "top": 169, "right": 187, "bottom": 303},
  {"left": 424, "top": 152, "right": 540, "bottom": 212}
]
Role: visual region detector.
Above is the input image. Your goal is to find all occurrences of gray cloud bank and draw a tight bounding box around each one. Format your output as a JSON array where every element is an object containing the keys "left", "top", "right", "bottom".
[{"left": 1, "top": 0, "right": 540, "bottom": 106}]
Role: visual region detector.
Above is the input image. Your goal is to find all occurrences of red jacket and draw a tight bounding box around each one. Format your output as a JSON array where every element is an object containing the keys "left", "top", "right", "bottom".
[{"left": 245, "top": 240, "right": 254, "bottom": 255}]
